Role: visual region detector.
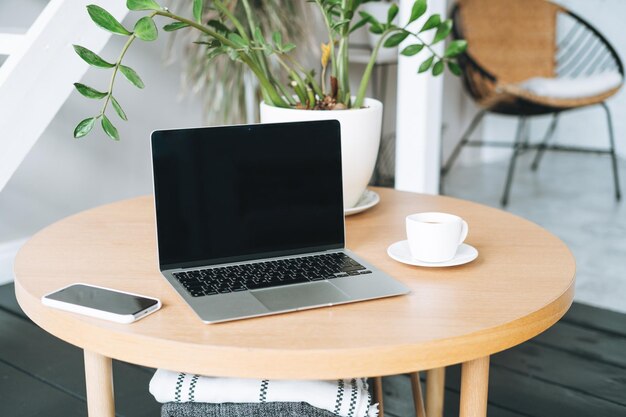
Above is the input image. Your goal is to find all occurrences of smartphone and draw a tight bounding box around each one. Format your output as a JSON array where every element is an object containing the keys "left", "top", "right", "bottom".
[{"left": 42, "top": 283, "right": 161, "bottom": 324}]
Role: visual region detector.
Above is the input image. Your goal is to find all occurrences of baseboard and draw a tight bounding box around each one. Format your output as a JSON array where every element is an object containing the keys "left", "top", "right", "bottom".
[{"left": 0, "top": 238, "right": 28, "bottom": 285}]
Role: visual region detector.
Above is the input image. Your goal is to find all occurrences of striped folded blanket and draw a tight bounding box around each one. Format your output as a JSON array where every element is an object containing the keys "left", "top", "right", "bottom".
[
  {"left": 149, "top": 369, "right": 378, "bottom": 417},
  {"left": 161, "top": 401, "right": 339, "bottom": 417}
]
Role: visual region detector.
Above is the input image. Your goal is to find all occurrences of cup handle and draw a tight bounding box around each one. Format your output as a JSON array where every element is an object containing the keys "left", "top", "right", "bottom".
[{"left": 459, "top": 220, "right": 469, "bottom": 244}]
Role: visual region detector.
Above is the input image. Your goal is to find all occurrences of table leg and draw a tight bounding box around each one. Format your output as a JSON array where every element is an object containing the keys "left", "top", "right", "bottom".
[
  {"left": 84, "top": 350, "right": 115, "bottom": 417},
  {"left": 426, "top": 368, "right": 445, "bottom": 417},
  {"left": 410, "top": 372, "right": 426, "bottom": 417},
  {"left": 459, "top": 356, "right": 490, "bottom": 417}
]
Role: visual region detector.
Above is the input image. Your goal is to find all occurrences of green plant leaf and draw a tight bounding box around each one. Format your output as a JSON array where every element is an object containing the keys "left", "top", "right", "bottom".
[
  {"left": 228, "top": 33, "right": 248, "bottom": 48},
  {"left": 359, "top": 11, "right": 384, "bottom": 33},
  {"left": 163, "top": 22, "right": 189, "bottom": 31},
  {"left": 401, "top": 43, "right": 424, "bottom": 56},
  {"left": 101, "top": 115, "right": 119, "bottom": 140},
  {"left": 358, "top": 11, "right": 377, "bottom": 23},
  {"left": 332, "top": 19, "right": 350, "bottom": 31},
  {"left": 432, "top": 60, "right": 444, "bottom": 75},
  {"left": 448, "top": 61, "right": 462, "bottom": 76},
  {"left": 360, "top": 11, "right": 382, "bottom": 25},
  {"left": 253, "top": 27, "right": 266, "bottom": 46},
  {"left": 73, "top": 45, "right": 115, "bottom": 68},
  {"left": 195, "top": 39, "right": 221, "bottom": 48},
  {"left": 134, "top": 16, "right": 158, "bottom": 41},
  {"left": 119, "top": 65, "right": 145, "bottom": 88},
  {"left": 349, "top": 17, "right": 369, "bottom": 34},
  {"left": 262, "top": 43, "right": 274, "bottom": 55},
  {"left": 369, "top": 23, "right": 384, "bottom": 34},
  {"left": 226, "top": 48, "right": 241, "bottom": 61},
  {"left": 74, "top": 117, "right": 96, "bottom": 138},
  {"left": 409, "top": 0, "right": 427, "bottom": 23},
  {"left": 87, "top": 5, "right": 131, "bottom": 36},
  {"left": 420, "top": 14, "right": 440, "bottom": 32},
  {"left": 207, "top": 20, "right": 230, "bottom": 34},
  {"left": 206, "top": 47, "right": 226, "bottom": 61},
  {"left": 74, "top": 83, "right": 108, "bottom": 99},
  {"left": 193, "top": 0, "right": 203, "bottom": 23},
  {"left": 111, "top": 96, "right": 128, "bottom": 121},
  {"left": 282, "top": 43, "right": 296, "bottom": 53},
  {"left": 126, "top": 0, "right": 161, "bottom": 11},
  {"left": 432, "top": 19, "right": 453, "bottom": 44},
  {"left": 272, "top": 31, "right": 282, "bottom": 48},
  {"left": 409, "top": 0, "right": 428, "bottom": 23},
  {"left": 444, "top": 39, "right": 467, "bottom": 57},
  {"left": 384, "top": 31, "right": 409, "bottom": 48},
  {"left": 418, "top": 55, "right": 434, "bottom": 73},
  {"left": 387, "top": 4, "right": 399, "bottom": 23}
]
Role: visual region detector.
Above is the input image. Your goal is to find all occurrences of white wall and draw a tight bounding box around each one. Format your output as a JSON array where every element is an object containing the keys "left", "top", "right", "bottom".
[{"left": 0, "top": 13, "right": 204, "bottom": 283}]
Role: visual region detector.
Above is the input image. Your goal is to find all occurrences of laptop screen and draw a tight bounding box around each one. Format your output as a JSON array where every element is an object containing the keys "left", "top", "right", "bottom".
[{"left": 151, "top": 120, "right": 345, "bottom": 270}]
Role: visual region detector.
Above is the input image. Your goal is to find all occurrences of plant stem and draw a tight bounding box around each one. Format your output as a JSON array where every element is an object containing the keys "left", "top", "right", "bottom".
[
  {"left": 274, "top": 54, "right": 309, "bottom": 105},
  {"left": 155, "top": 10, "right": 289, "bottom": 107},
  {"left": 274, "top": 77, "right": 297, "bottom": 106},
  {"left": 213, "top": 0, "right": 250, "bottom": 42},
  {"left": 336, "top": 0, "right": 353, "bottom": 106},
  {"left": 100, "top": 32, "right": 140, "bottom": 118},
  {"left": 285, "top": 54, "right": 324, "bottom": 98},
  {"left": 240, "top": 0, "right": 272, "bottom": 87},
  {"left": 156, "top": 11, "right": 236, "bottom": 51},
  {"left": 315, "top": 0, "right": 337, "bottom": 95},
  {"left": 411, "top": 32, "right": 444, "bottom": 60},
  {"left": 354, "top": 29, "right": 392, "bottom": 109},
  {"left": 314, "top": 0, "right": 337, "bottom": 77}
]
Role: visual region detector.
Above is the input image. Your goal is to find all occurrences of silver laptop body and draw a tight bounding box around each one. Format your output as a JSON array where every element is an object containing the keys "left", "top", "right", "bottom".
[{"left": 151, "top": 121, "right": 409, "bottom": 324}]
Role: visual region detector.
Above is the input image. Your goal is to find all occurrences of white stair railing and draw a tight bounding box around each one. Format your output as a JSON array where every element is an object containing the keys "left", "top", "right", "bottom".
[
  {"left": 0, "top": 33, "right": 25, "bottom": 55},
  {"left": 0, "top": 0, "right": 128, "bottom": 193}
]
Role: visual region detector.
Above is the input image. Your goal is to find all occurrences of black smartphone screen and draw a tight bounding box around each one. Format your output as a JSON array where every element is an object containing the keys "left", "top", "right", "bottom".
[{"left": 45, "top": 284, "right": 158, "bottom": 315}]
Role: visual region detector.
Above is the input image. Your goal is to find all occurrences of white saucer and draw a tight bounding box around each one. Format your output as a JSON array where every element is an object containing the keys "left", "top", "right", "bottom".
[
  {"left": 345, "top": 190, "right": 380, "bottom": 216},
  {"left": 387, "top": 241, "right": 478, "bottom": 267}
]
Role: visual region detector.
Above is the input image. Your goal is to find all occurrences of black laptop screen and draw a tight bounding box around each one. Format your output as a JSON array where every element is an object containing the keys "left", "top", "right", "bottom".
[{"left": 151, "top": 121, "right": 345, "bottom": 269}]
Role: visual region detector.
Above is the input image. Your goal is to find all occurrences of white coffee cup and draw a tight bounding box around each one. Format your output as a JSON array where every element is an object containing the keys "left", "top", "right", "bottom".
[{"left": 406, "top": 212, "right": 469, "bottom": 262}]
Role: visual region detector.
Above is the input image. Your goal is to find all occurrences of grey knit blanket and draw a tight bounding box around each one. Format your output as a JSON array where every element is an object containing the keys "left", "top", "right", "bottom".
[{"left": 161, "top": 402, "right": 339, "bottom": 417}]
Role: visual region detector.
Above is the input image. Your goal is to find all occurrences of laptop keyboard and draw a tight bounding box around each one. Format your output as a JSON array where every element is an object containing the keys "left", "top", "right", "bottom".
[{"left": 173, "top": 253, "right": 372, "bottom": 297}]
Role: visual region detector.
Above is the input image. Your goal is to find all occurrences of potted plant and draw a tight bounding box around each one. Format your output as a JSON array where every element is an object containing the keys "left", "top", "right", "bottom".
[{"left": 72, "top": 0, "right": 466, "bottom": 208}]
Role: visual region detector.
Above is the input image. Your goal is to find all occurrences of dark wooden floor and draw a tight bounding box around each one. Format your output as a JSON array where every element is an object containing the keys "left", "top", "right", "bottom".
[{"left": 1, "top": 283, "right": 625, "bottom": 417}]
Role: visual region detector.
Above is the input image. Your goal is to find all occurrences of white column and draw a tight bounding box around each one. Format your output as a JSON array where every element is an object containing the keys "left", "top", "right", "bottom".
[{"left": 395, "top": 0, "right": 446, "bottom": 194}]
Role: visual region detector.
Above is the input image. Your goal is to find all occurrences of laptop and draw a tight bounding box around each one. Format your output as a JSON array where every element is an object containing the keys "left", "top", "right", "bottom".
[{"left": 151, "top": 120, "right": 409, "bottom": 323}]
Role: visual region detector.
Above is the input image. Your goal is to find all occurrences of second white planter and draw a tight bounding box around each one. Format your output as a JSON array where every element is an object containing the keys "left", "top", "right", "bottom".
[{"left": 260, "top": 98, "right": 383, "bottom": 209}]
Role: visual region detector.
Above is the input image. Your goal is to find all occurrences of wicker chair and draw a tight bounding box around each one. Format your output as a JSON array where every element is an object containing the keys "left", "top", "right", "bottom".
[{"left": 441, "top": 0, "right": 624, "bottom": 206}]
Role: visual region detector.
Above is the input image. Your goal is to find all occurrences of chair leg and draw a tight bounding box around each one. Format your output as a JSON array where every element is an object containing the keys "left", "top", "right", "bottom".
[
  {"left": 440, "top": 110, "right": 487, "bottom": 194},
  {"left": 501, "top": 117, "right": 528, "bottom": 207},
  {"left": 601, "top": 102, "right": 622, "bottom": 201},
  {"left": 531, "top": 113, "right": 560, "bottom": 171},
  {"left": 410, "top": 372, "right": 427, "bottom": 417},
  {"left": 373, "top": 377, "right": 385, "bottom": 417}
]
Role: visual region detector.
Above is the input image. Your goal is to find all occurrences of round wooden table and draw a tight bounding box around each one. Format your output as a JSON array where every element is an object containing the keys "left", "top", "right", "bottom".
[{"left": 14, "top": 188, "right": 575, "bottom": 417}]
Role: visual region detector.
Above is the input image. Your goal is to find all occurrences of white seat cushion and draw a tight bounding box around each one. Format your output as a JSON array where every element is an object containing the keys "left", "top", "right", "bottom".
[{"left": 518, "top": 72, "right": 622, "bottom": 99}]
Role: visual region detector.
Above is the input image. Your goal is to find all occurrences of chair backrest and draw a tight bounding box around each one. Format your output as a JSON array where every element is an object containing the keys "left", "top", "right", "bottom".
[{"left": 457, "top": 0, "right": 563, "bottom": 83}]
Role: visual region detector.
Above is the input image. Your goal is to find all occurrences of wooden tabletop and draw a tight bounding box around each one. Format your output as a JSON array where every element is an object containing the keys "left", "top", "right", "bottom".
[{"left": 14, "top": 187, "right": 575, "bottom": 379}]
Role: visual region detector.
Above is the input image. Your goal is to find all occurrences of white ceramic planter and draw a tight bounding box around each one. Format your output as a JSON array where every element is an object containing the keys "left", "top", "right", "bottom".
[{"left": 260, "top": 98, "right": 383, "bottom": 209}]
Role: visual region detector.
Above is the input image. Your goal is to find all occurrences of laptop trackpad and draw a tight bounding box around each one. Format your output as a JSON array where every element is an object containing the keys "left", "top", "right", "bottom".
[{"left": 251, "top": 282, "right": 350, "bottom": 312}]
